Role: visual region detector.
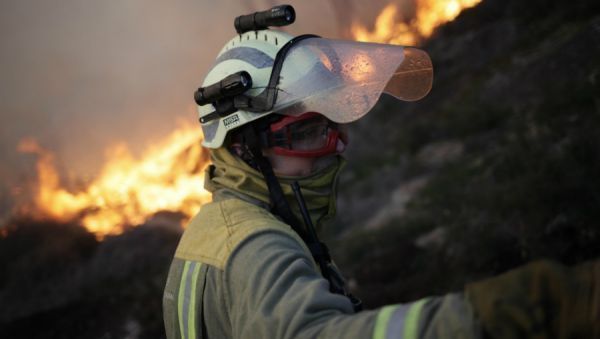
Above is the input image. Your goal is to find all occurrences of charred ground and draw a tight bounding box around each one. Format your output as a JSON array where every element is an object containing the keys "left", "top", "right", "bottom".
[{"left": 0, "top": 218, "right": 181, "bottom": 338}]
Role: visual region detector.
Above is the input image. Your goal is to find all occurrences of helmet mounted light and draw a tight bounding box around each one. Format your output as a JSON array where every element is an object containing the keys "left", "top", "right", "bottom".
[
  {"left": 197, "top": 33, "right": 320, "bottom": 124},
  {"left": 194, "top": 71, "right": 252, "bottom": 106},
  {"left": 195, "top": 4, "right": 301, "bottom": 123},
  {"left": 234, "top": 5, "right": 295, "bottom": 34}
]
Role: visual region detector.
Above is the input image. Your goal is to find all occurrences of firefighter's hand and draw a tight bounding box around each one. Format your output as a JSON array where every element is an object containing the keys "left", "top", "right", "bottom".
[{"left": 466, "top": 259, "right": 600, "bottom": 339}]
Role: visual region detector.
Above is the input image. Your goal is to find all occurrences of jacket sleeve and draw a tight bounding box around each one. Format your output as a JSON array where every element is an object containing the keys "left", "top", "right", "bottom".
[{"left": 224, "top": 230, "right": 482, "bottom": 339}]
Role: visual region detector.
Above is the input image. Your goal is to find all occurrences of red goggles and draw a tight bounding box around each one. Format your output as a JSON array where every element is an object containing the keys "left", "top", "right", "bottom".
[{"left": 267, "top": 112, "right": 347, "bottom": 158}]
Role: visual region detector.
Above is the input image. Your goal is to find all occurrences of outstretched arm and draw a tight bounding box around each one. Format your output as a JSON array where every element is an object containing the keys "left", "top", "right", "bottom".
[{"left": 225, "top": 230, "right": 482, "bottom": 339}]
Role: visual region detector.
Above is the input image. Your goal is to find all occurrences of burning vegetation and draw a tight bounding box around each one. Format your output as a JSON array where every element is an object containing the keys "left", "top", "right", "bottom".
[
  {"left": 14, "top": 125, "right": 211, "bottom": 238},
  {"left": 352, "top": 0, "right": 482, "bottom": 45}
]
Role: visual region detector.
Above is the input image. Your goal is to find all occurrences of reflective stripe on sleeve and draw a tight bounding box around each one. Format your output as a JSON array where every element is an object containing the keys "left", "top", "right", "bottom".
[
  {"left": 178, "top": 261, "right": 190, "bottom": 338},
  {"left": 373, "top": 298, "right": 429, "bottom": 339},
  {"left": 403, "top": 298, "right": 428, "bottom": 339},
  {"left": 178, "top": 261, "right": 202, "bottom": 339},
  {"left": 187, "top": 262, "right": 202, "bottom": 339}
]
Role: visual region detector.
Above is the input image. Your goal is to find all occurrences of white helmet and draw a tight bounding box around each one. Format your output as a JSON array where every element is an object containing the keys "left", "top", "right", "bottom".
[{"left": 197, "top": 30, "right": 433, "bottom": 148}]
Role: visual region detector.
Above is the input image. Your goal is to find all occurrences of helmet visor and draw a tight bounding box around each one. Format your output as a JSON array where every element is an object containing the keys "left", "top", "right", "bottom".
[{"left": 273, "top": 38, "right": 433, "bottom": 123}]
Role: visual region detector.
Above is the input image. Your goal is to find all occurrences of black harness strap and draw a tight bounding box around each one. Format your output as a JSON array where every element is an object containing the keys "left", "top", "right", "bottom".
[
  {"left": 240, "top": 125, "right": 306, "bottom": 238},
  {"left": 241, "top": 125, "right": 332, "bottom": 279}
]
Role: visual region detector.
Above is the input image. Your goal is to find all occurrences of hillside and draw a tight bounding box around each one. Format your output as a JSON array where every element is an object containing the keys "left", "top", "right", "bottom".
[{"left": 333, "top": 0, "right": 600, "bottom": 306}]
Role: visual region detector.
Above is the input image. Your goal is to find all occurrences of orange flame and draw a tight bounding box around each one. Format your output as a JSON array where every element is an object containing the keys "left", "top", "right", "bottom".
[
  {"left": 352, "top": 0, "right": 482, "bottom": 45},
  {"left": 17, "top": 124, "right": 212, "bottom": 238}
]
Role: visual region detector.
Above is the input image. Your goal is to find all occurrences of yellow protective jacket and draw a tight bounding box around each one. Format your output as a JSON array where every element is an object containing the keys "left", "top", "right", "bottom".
[
  {"left": 163, "top": 148, "right": 599, "bottom": 339},
  {"left": 163, "top": 196, "right": 482, "bottom": 339}
]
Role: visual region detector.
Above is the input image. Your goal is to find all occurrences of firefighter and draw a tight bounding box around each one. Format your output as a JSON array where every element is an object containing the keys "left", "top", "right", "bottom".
[{"left": 163, "top": 6, "right": 599, "bottom": 339}]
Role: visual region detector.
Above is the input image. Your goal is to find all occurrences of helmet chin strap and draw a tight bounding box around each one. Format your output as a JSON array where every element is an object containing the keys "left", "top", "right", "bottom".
[{"left": 239, "top": 123, "right": 362, "bottom": 312}]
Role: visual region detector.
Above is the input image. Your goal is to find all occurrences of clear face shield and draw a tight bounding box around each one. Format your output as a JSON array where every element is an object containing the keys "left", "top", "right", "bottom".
[
  {"left": 272, "top": 38, "right": 433, "bottom": 123},
  {"left": 196, "top": 35, "right": 433, "bottom": 149}
]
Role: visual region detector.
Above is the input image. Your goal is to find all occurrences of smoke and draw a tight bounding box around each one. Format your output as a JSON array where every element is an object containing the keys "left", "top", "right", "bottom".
[{"left": 0, "top": 1, "right": 341, "bottom": 192}]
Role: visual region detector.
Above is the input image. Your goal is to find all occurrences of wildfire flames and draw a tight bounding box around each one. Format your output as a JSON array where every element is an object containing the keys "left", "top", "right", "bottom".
[
  {"left": 16, "top": 124, "right": 211, "bottom": 238},
  {"left": 352, "top": 0, "right": 482, "bottom": 45}
]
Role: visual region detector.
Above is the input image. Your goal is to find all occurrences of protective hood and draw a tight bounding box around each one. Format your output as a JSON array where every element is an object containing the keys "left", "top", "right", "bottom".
[{"left": 204, "top": 148, "right": 345, "bottom": 230}]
